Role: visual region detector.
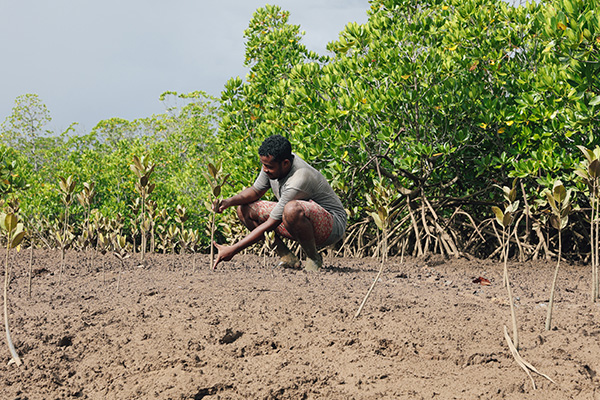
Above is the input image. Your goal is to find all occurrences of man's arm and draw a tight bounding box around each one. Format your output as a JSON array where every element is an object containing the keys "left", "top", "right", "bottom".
[
  {"left": 213, "top": 217, "right": 281, "bottom": 269},
  {"left": 214, "top": 186, "right": 267, "bottom": 213}
]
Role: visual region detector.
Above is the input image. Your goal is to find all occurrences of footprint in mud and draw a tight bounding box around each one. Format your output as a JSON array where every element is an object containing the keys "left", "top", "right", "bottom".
[
  {"left": 57, "top": 335, "right": 73, "bottom": 347},
  {"left": 219, "top": 328, "right": 243, "bottom": 344}
]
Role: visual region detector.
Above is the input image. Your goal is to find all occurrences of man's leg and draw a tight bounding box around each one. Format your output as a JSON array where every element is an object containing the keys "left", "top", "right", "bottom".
[
  {"left": 237, "top": 202, "right": 301, "bottom": 268},
  {"left": 282, "top": 201, "right": 325, "bottom": 271}
]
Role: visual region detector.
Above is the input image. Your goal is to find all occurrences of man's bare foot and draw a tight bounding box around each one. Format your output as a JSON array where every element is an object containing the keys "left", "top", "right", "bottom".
[
  {"left": 277, "top": 253, "right": 301, "bottom": 269},
  {"left": 304, "top": 253, "right": 322, "bottom": 271}
]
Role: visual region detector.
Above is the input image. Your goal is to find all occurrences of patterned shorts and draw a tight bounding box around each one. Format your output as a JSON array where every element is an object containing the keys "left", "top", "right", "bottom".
[{"left": 250, "top": 200, "right": 334, "bottom": 246}]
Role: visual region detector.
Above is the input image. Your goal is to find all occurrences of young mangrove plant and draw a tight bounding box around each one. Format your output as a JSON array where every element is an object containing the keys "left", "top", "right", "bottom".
[
  {"left": 130, "top": 155, "right": 155, "bottom": 264},
  {"left": 180, "top": 228, "right": 200, "bottom": 272},
  {"left": 155, "top": 208, "right": 170, "bottom": 254},
  {"left": 175, "top": 205, "right": 190, "bottom": 254},
  {"left": 574, "top": 145, "right": 600, "bottom": 301},
  {"left": 147, "top": 200, "right": 158, "bottom": 253},
  {"left": 57, "top": 175, "right": 76, "bottom": 284},
  {"left": 544, "top": 180, "right": 572, "bottom": 331},
  {"left": 1, "top": 211, "right": 25, "bottom": 367},
  {"left": 492, "top": 182, "right": 554, "bottom": 388},
  {"left": 491, "top": 180, "right": 520, "bottom": 349},
  {"left": 167, "top": 225, "right": 179, "bottom": 270},
  {"left": 112, "top": 234, "right": 130, "bottom": 292},
  {"left": 96, "top": 232, "right": 111, "bottom": 285},
  {"left": 202, "top": 160, "right": 230, "bottom": 269},
  {"left": 355, "top": 180, "right": 399, "bottom": 319},
  {"left": 76, "top": 182, "right": 96, "bottom": 270},
  {"left": 128, "top": 198, "right": 141, "bottom": 255}
]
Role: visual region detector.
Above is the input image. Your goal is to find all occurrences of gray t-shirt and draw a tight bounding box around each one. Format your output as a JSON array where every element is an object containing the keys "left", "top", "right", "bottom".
[{"left": 252, "top": 154, "right": 347, "bottom": 244}]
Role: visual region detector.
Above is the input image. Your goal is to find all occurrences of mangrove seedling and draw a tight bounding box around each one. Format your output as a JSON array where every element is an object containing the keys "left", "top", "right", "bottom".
[
  {"left": 155, "top": 208, "right": 170, "bottom": 254},
  {"left": 491, "top": 182, "right": 553, "bottom": 388},
  {"left": 130, "top": 155, "right": 155, "bottom": 264},
  {"left": 96, "top": 232, "right": 111, "bottom": 285},
  {"left": 112, "top": 234, "right": 131, "bottom": 292},
  {"left": 180, "top": 228, "right": 200, "bottom": 272},
  {"left": 491, "top": 180, "right": 520, "bottom": 349},
  {"left": 544, "top": 180, "right": 572, "bottom": 331},
  {"left": 128, "top": 197, "right": 142, "bottom": 254},
  {"left": 147, "top": 200, "right": 158, "bottom": 253},
  {"left": 574, "top": 145, "right": 600, "bottom": 301},
  {"left": 58, "top": 175, "right": 76, "bottom": 284},
  {"left": 355, "top": 180, "right": 399, "bottom": 319},
  {"left": 1, "top": 212, "right": 25, "bottom": 366},
  {"left": 76, "top": 182, "right": 96, "bottom": 267},
  {"left": 167, "top": 225, "right": 179, "bottom": 270},
  {"left": 175, "top": 205, "right": 190, "bottom": 254},
  {"left": 202, "top": 160, "right": 230, "bottom": 269}
]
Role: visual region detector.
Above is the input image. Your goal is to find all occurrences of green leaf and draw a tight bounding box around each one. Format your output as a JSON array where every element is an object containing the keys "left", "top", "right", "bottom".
[
  {"left": 378, "top": 206, "right": 388, "bottom": 223},
  {"left": 3, "top": 213, "right": 17, "bottom": 233},
  {"left": 221, "top": 173, "right": 231, "bottom": 187},
  {"left": 545, "top": 190, "right": 557, "bottom": 212},
  {"left": 10, "top": 223, "right": 25, "bottom": 248},
  {"left": 502, "top": 211, "right": 513, "bottom": 227},
  {"left": 59, "top": 176, "right": 68, "bottom": 193},
  {"left": 132, "top": 156, "right": 143, "bottom": 171},
  {"left": 574, "top": 168, "right": 590, "bottom": 182},
  {"left": 130, "top": 164, "right": 142, "bottom": 178},
  {"left": 508, "top": 186, "right": 517, "bottom": 203},
  {"left": 590, "top": 159, "right": 600, "bottom": 179},
  {"left": 561, "top": 204, "right": 572, "bottom": 219},
  {"left": 589, "top": 95, "right": 600, "bottom": 106},
  {"left": 491, "top": 206, "right": 504, "bottom": 226},
  {"left": 370, "top": 211, "right": 384, "bottom": 230},
  {"left": 507, "top": 200, "right": 520, "bottom": 214},
  {"left": 549, "top": 214, "right": 560, "bottom": 230},
  {"left": 577, "top": 145, "right": 595, "bottom": 164},
  {"left": 208, "top": 163, "right": 218, "bottom": 179},
  {"left": 560, "top": 215, "right": 569, "bottom": 230},
  {"left": 201, "top": 171, "right": 214, "bottom": 187},
  {"left": 553, "top": 181, "right": 566, "bottom": 203}
]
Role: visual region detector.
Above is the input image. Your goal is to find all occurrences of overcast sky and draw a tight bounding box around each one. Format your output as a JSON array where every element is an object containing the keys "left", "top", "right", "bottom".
[{"left": 0, "top": 1, "right": 369, "bottom": 133}]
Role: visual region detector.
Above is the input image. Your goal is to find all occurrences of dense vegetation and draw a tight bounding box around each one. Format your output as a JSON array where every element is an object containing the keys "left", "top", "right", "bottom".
[{"left": 1, "top": 0, "right": 599, "bottom": 264}]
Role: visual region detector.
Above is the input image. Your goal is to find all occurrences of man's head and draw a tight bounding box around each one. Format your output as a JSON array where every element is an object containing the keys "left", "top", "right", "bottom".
[
  {"left": 258, "top": 135, "right": 294, "bottom": 180},
  {"left": 258, "top": 135, "right": 293, "bottom": 163}
]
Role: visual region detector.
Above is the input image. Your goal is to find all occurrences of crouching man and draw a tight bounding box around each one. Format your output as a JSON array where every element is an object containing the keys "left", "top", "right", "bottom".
[{"left": 212, "top": 134, "right": 347, "bottom": 271}]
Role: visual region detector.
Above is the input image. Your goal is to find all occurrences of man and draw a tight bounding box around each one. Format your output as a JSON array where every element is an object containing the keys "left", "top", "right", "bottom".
[{"left": 212, "top": 134, "right": 347, "bottom": 271}]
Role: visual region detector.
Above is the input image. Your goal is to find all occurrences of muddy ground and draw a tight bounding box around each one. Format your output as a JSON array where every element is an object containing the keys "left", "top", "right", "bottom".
[{"left": 0, "top": 249, "right": 599, "bottom": 399}]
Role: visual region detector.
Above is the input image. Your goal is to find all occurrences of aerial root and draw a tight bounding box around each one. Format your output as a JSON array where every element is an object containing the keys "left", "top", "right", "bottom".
[{"left": 503, "top": 325, "right": 556, "bottom": 390}]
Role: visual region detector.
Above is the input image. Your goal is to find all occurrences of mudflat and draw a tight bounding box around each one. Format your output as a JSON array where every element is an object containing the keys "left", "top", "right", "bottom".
[{"left": 1, "top": 249, "right": 598, "bottom": 399}]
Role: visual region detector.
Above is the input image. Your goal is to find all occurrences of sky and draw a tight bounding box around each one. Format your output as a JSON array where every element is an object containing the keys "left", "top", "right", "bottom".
[{"left": 0, "top": 1, "right": 370, "bottom": 134}]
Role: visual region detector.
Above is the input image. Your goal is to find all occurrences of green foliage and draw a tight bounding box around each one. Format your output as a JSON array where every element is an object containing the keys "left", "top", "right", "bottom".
[
  {"left": 0, "top": 146, "right": 29, "bottom": 198},
  {"left": 2, "top": 0, "right": 600, "bottom": 262},
  {"left": 544, "top": 180, "right": 573, "bottom": 231},
  {"left": 492, "top": 181, "right": 520, "bottom": 229},
  {"left": 0, "top": 212, "right": 25, "bottom": 249}
]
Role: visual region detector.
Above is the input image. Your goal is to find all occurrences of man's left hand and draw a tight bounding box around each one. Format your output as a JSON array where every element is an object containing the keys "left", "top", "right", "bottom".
[{"left": 213, "top": 242, "right": 235, "bottom": 269}]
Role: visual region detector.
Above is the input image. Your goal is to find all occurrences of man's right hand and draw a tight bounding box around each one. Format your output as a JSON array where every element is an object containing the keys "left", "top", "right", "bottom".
[{"left": 213, "top": 198, "right": 227, "bottom": 213}]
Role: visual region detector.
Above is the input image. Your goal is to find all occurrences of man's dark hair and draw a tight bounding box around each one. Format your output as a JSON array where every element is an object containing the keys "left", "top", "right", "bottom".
[{"left": 258, "top": 135, "right": 294, "bottom": 163}]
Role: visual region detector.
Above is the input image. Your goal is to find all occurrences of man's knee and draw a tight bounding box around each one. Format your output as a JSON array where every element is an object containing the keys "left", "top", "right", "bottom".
[
  {"left": 283, "top": 201, "right": 306, "bottom": 224},
  {"left": 237, "top": 204, "right": 249, "bottom": 222}
]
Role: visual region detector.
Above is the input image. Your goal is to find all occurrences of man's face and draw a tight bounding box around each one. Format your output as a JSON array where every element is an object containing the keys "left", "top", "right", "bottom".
[{"left": 260, "top": 155, "right": 287, "bottom": 180}]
